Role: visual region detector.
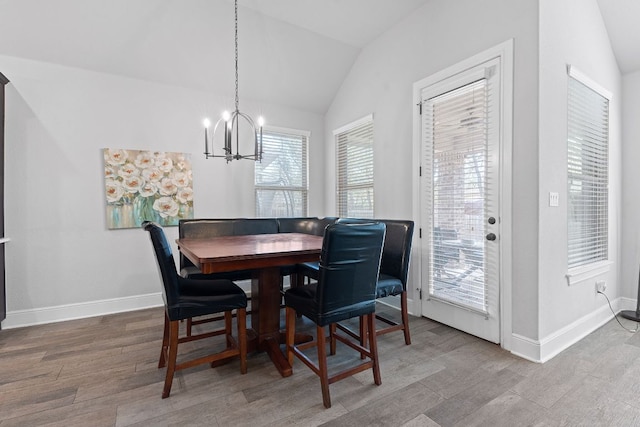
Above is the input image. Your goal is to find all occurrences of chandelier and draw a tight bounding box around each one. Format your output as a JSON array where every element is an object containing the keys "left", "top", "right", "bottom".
[{"left": 203, "top": 0, "right": 264, "bottom": 163}]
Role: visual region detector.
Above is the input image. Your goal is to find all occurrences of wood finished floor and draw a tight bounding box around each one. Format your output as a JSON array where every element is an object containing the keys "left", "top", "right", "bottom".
[{"left": 2, "top": 306, "right": 640, "bottom": 426}]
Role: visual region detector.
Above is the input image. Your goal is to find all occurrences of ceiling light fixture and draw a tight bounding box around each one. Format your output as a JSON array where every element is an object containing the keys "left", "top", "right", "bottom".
[{"left": 203, "top": 0, "right": 264, "bottom": 163}]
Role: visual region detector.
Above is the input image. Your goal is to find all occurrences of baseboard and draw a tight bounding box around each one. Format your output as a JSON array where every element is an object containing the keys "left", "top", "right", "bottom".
[
  {"left": 1, "top": 292, "right": 164, "bottom": 329},
  {"left": 510, "top": 296, "right": 634, "bottom": 363},
  {"left": 377, "top": 295, "right": 416, "bottom": 316},
  {"left": 0, "top": 285, "right": 259, "bottom": 330}
]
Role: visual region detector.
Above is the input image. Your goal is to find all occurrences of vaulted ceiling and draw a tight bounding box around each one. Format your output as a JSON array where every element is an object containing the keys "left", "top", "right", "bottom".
[
  {"left": 0, "top": 0, "right": 635, "bottom": 115},
  {"left": 0, "top": 0, "right": 429, "bottom": 114},
  {"left": 596, "top": 0, "right": 640, "bottom": 75}
]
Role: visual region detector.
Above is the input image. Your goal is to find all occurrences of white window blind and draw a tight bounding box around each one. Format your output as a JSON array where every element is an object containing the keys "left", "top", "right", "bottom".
[
  {"left": 567, "top": 69, "right": 609, "bottom": 269},
  {"left": 424, "top": 76, "right": 491, "bottom": 313},
  {"left": 255, "top": 128, "right": 308, "bottom": 217},
  {"left": 335, "top": 116, "right": 374, "bottom": 218}
]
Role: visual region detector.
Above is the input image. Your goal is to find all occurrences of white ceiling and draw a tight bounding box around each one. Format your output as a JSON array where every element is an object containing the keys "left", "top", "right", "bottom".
[
  {"left": 0, "top": 0, "right": 636, "bottom": 115},
  {"left": 236, "top": 0, "right": 430, "bottom": 48},
  {"left": 0, "top": 0, "right": 430, "bottom": 114},
  {"left": 596, "top": 0, "right": 640, "bottom": 74}
]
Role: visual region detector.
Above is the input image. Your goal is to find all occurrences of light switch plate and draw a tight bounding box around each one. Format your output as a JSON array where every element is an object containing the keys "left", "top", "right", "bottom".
[{"left": 549, "top": 192, "right": 559, "bottom": 207}]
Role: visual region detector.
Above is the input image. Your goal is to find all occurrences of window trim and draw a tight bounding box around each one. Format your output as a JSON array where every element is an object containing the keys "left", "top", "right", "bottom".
[
  {"left": 333, "top": 114, "right": 373, "bottom": 136},
  {"left": 567, "top": 65, "right": 612, "bottom": 100},
  {"left": 566, "top": 64, "right": 612, "bottom": 281}
]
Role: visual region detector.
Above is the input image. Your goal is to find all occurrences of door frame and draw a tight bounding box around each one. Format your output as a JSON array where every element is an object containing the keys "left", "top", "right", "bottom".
[
  {"left": 0, "top": 71, "right": 8, "bottom": 327},
  {"left": 411, "top": 39, "right": 514, "bottom": 350}
]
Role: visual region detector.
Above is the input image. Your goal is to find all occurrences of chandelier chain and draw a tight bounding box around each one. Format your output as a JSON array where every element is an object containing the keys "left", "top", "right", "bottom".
[{"left": 234, "top": 0, "right": 239, "bottom": 111}]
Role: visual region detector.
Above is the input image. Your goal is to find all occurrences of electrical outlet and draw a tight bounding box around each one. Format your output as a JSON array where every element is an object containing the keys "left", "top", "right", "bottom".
[{"left": 596, "top": 281, "right": 606, "bottom": 293}]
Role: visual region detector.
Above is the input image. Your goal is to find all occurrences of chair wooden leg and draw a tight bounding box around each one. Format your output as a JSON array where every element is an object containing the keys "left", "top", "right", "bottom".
[
  {"left": 367, "top": 313, "right": 381, "bottom": 386},
  {"left": 359, "top": 315, "right": 368, "bottom": 359},
  {"left": 285, "top": 307, "right": 296, "bottom": 366},
  {"left": 237, "top": 308, "right": 247, "bottom": 374},
  {"left": 329, "top": 323, "right": 337, "bottom": 355},
  {"left": 162, "top": 320, "right": 180, "bottom": 398},
  {"left": 224, "top": 311, "right": 233, "bottom": 347},
  {"left": 186, "top": 318, "right": 193, "bottom": 337},
  {"left": 400, "top": 291, "right": 411, "bottom": 345},
  {"left": 316, "top": 324, "right": 331, "bottom": 408},
  {"left": 158, "top": 312, "right": 170, "bottom": 368},
  {"left": 290, "top": 272, "right": 302, "bottom": 289},
  {"left": 292, "top": 273, "right": 304, "bottom": 318}
]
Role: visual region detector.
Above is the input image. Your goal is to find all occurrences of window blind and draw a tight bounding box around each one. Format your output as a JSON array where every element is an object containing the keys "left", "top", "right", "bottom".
[
  {"left": 336, "top": 117, "right": 374, "bottom": 218},
  {"left": 567, "top": 74, "right": 609, "bottom": 268},
  {"left": 255, "top": 128, "right": 308, "bottom": 217}
]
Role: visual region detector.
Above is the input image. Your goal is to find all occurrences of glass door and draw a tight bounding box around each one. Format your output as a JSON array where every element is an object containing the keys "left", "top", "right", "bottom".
[{"left": 420, "top": 58, "right": 501, "bottom": 343}]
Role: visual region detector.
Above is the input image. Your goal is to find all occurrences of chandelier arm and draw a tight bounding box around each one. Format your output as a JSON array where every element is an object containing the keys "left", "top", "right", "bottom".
[{"left": 235, "top": 110, "right": 261, "bottom": 159}]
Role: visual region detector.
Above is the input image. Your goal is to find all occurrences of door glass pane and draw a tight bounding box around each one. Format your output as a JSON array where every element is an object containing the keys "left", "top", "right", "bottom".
[{"left": 428, "top": 80, "right": 488, "bottom": 313}]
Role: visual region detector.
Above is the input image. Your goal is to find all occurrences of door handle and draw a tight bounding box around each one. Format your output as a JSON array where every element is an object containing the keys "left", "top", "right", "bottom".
[{"left": 486, "top": 233, "right": 496, "bottom": 241}]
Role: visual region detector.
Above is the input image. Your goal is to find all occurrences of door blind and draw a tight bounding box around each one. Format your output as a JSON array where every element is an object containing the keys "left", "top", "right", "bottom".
[
  {"left": 423, "top": 76, "right": 493, "bottom": 313},
  {"left": 567, "top": 75, "right": 609, "bottom": 268}
]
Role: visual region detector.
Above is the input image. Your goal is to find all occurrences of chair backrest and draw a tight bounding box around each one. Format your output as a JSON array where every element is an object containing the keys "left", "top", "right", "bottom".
[
  {"left": 143, "top": 221, "right": 179, "bottom": 307},
  {"left": 337, "top": 218, "right": 414, "bottom": 288},
  {"left": 277, "top": 217, "right": 338, "bottom": 236},
  {"left": 377, "top": 220, "right": 414, "bottom": 287},
  {"left": 315, "top": 222, "right": 386, "bottom": 326}
]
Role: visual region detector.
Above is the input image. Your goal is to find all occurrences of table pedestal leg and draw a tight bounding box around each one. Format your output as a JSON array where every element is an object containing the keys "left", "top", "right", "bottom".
[{"left": 251, "top": 267, "right": 293, "bottom": 377}]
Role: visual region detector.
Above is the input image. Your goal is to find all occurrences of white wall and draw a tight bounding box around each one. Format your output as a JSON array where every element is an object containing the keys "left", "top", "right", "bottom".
[
  {"left": 538, "top": 0, "right": 621, "bottom": 346},
  {"left": 0, "top": 55, "right": 325, "bottom": 327},
  {"left": 621, "top": 71, "right": 640, "bottom": 302},
  {"left": 1, "top": 0, "right": 629, "bottom": 364},
  {"left": 324, "top": 0, "right": 540, "bottom": 341}
]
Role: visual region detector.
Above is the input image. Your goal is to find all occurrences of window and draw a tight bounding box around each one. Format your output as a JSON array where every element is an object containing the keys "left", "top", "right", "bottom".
[
  {"left": 255, "top": 127, "right": 308, "bottom": 217},
  {"left": 567, "top": 66, "right": 610, "bottom": 269},
  {"left": 335, "top": 115, "right": 374, "bottom": 218}
]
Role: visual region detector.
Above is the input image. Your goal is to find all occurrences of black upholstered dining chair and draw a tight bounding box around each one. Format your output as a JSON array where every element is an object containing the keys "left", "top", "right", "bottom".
[
  {"left": 298, "top": 219, "right": 414, "bottom": 345},
  {"left": 284, "top": 221, "right": 386, "bottom": 408},
  {"left": 373, "top": 219, "right": 414, "bottom": 344},
  {"left": 143, "top": 221, "right": 247, "bottom": 398},
  {"left": 277, "top": 217, "right": 337, "bottom": 289}
]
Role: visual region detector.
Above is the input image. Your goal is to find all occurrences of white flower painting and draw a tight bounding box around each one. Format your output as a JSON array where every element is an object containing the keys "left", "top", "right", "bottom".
[{"left": 103, "top": 148, "right": 194, "bottom": 229}]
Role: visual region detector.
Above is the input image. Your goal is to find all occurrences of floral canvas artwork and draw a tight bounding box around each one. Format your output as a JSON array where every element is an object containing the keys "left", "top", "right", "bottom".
[{"left": 103, "top": 148, "right": 194, "bottom": 229}]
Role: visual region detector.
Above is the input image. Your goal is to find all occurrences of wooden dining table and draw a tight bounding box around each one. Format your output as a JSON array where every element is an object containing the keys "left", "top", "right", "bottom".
[{"left": 176, "top": 232, "right": 324, "bottom": 377}]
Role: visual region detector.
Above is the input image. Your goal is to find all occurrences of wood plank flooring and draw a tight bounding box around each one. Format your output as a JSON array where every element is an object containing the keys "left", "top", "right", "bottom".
[{"left": 2, "top": 305, "right": 640, "bottom": 426}]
